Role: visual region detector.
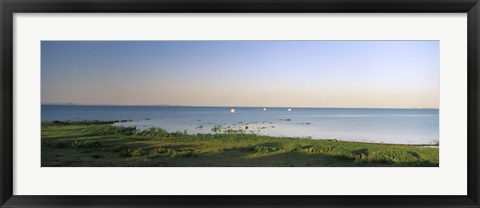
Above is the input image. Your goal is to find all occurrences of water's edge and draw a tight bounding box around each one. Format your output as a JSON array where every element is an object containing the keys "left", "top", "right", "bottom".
[{"left": 42, "top": 105, "right": 439, "bottom": 145}]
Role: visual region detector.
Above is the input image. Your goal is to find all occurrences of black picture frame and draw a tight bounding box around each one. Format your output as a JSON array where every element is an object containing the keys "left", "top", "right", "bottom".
[{"left": 1, "top": 0, "right": 479, "bottom": 207}]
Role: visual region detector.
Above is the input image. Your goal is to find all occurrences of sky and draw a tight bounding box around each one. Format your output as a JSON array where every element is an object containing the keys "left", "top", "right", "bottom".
[{"left": 41, "top": 41, "right": 439, "bottom": 108}]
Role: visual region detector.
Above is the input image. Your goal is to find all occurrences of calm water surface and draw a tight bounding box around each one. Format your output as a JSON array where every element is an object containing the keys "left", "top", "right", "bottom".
[{"left": 42, "top": 105, "right": 439, "bottom": 145}]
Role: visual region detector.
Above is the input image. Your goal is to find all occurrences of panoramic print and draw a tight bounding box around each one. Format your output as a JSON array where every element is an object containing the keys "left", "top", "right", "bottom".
[{"left": 41, "top": 41, "right": 439, "bottom": 167}]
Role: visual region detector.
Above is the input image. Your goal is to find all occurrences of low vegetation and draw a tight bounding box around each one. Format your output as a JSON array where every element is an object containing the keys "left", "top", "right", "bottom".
[{"left": 41, "top": 120, "right": 439, "bottom": 167}]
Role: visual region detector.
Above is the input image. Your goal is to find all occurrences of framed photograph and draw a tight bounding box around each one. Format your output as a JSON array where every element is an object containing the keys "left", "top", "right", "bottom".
[{"left": 1, "top": 0, "right": 479, "bottom": 207}]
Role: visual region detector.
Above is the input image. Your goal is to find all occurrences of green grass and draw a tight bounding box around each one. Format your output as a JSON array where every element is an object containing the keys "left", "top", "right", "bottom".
[{"left": 41, "top": 120, "right": 439, "bottom": 167}]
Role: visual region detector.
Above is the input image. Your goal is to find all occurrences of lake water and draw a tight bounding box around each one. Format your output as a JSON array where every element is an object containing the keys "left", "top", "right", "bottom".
[{"left": 41, "top": 105, "right": 439, "bottom": 145}]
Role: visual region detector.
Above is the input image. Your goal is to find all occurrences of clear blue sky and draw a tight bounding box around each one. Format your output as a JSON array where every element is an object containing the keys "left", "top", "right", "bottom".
[{"left": 41, "top": 41, "right": 439, "bottom": 108}]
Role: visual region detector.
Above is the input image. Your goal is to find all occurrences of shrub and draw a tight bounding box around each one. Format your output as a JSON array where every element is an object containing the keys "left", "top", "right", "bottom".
[
  {"left": 148, "top": 147, "right": 193, "bottom": 158},
  {"left": 111, "top": 126, "right": 137, "bottom": 135},
  {"left": 165, "top": 148, "right": 178, "bottom": 157},
  {"left": 211, "top": 125, "right": 222, "bottom": 133},
  {"left": 71, "top": 140, "right": 103, "bottom": 149},
  {"left": 163, "top": 148, "right": 192, "bottom": 158},
  {"left": 137, "top": 127, "right": 169, "bottom": 137},
  {"left": 303, "top": 145, "right": 322, "bottom": 153},
  {"left": 303, "top": 146, "right": 354, "bottom": 160},
  {"left": 119, "top": 146, "right": 143, "bottom": 158},
  {"left": 286, "top": 143, "right": 302, "bottom": 152},
  {"left": 354, "top": 153, "right": 368, "bottom": 160},
  {"left": 149, "top": 147, "right": 167, "bottom": 158},
  {"left": 303, "top": 146, "right": 334, "bottom": 154},
  {"left": 330, "top": 147, "right": 355, "bottom": 160},
  {"left": 352, "top": 148, "right": 369, "bottom": 160},
  {"left": 175, "top": 150, "right": 193, "bottom": 158},
  {"left": 368, "top": 150, "right": 418, "bottom": 164},
  {"left": 130, "top": 148, "right": 143, "bottom": 157},
  {"left": 169, "top": 130, "right": 188, "bottom": 137},
  {"left": 119, "top": 147, "right": 131, "bottom": 157},
  {"left": 254, "top": 145, "right": 282, "bottom": 153}
]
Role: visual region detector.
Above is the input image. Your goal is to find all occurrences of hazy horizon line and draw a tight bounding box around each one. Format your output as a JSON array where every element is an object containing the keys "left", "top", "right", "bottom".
[{"left": 41, "top": 103, "right": 439, "bottom": 110}]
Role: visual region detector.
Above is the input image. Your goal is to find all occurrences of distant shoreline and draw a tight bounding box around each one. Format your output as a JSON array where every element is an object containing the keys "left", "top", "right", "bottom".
[{"left": 41, "top": 104, "right": 439, "bottom": 110}]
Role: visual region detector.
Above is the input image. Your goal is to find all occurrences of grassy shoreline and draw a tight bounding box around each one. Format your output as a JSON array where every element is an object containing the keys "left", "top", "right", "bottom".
[{"left": 41, "top": 120, "right": 439, "bottom": 167}]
